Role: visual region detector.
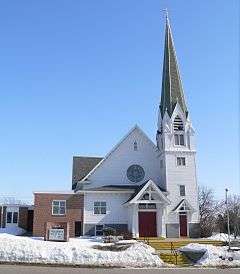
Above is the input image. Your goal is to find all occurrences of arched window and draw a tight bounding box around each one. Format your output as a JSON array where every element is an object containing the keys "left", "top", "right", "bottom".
[{"left": 173, "top": 116, "right": 184, "bottom": 131}]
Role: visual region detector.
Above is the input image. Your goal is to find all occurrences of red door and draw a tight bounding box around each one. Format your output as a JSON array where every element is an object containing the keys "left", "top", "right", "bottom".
[
  {"left": 179, "top": 214, "right": 188, "bottom": 237},
  {"left": 138, "top": 212, "right": 157, "bottom": 237}
]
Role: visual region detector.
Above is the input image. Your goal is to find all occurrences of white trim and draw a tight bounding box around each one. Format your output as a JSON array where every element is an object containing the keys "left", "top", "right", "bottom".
[
  {"left": 178, "top": 185, "right": 186, "bottom": 197},
  {"left": 176, "top": 156, "right": 186, "bottom": 167},
  {"left": 93, "top": 201, "right": 107, "bottom": 215},
  {"left": 173, "top": 199, "right": 195, "bottom": 213},
  {"left": 128, "top": 180, "right": 170, "bottom": 205},
  {"left": 34, "top": 191, "right": 74, "bottom": 194},
  {"left": 52, "top": 200, "right": 66, "bottom": 216},
  {"left": 6, "top": 211, "right": 19, "bottom": 225}
]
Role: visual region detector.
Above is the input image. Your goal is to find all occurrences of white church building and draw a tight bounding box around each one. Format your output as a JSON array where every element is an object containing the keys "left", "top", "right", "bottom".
[
  {"left": 33, "top": 16, "right": 200, "bottom": 239},
  {"left": 71, "top": 16, "right": 200, "bottom": 238}
]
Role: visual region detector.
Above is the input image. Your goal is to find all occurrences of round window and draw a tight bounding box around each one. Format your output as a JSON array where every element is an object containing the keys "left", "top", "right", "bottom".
[{"left": 127, "top": 165, "right": 145, "bottom": 183}]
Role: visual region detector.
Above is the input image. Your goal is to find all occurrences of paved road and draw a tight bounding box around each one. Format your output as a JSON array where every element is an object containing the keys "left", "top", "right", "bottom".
[{"left": 0, "top": 265, "right": 239, "bottom": 274}]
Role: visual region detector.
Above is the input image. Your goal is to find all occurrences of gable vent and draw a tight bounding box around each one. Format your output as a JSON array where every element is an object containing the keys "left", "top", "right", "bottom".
[{"left": 173, "top": 116, "right": 184, "bottom": 131}]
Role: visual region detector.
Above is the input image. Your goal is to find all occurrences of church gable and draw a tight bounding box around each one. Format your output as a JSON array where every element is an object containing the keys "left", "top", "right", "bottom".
[{"left": 79, "top": 125, "right": 162, "bottom": 189}]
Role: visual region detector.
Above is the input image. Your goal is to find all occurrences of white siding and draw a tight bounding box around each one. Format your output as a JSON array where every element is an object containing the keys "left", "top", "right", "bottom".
[
  {"left": 84, "top": 127, "right": 163, "bottom": 189},
  {"left": 165, "top": 152, "right": 199, "bottom": 223},
  {"left": 84, "top": 192, "right": 131, "bottom": 224},
  {"left": 159, "top": 104, "right": 200, "bottom": 225}
]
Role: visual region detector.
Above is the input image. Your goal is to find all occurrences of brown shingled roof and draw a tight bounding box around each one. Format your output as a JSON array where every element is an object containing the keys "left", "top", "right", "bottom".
[{"left": 72, "top": 156, "right": 103, "bottom": 190}]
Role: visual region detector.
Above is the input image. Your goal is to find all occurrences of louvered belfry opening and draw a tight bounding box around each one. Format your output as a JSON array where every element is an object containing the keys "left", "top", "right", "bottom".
[{"left": 173, "top": 116, "right": 184, "bottom": 131}]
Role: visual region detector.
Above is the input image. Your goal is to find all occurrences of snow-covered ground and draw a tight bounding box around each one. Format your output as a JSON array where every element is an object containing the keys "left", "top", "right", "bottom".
[
  {"left": 0, "top": 234, "right": 164, "bottom": 267},
  {"left": 179, "top": 243, "right": 240, "bottom": 267},
  {"left": 206, "top": 233, "right": 240, "bottom": 242},
  {"left": 0, "top": 226, "right": 26, "bottom": 236}
]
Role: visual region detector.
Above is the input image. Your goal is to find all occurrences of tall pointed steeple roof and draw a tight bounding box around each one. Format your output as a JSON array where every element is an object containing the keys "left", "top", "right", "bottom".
[{"left": 160, "top": 14, "right": 188, "bottom": 118}]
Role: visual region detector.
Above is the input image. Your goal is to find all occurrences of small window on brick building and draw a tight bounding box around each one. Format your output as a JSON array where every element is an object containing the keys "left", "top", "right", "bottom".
[
  {"left": 13, "top": 212, "right": 18, "bottom": 224},
  {"left": 52, "top": 200, "right": 66, "bottom": 215}
]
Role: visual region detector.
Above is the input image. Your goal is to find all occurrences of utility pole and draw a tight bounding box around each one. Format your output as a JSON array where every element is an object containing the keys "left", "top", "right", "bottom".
[{"left": 225, "top": 188, "right": 231, "bottom": 251}]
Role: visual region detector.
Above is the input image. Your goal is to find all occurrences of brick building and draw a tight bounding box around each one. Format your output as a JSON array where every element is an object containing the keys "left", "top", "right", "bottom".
[{"left": 33, "top": 192, "right": 83, "bottom": 237}]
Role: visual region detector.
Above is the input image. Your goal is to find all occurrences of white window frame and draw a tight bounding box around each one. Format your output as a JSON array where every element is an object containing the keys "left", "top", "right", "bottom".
[
  {"left": 179, "top": 185, "right": 186, "bottom": 196},
  {"left": 12, "top": 212, "right": 18, "bottom": 224},
  {"left": 6, "top": 212, "right": 13, "bottom": 223},
  {"left": 174, "top": 133, "right": 185, "bottom": 146},
  {"left": 95, "top": 224, "right": 104, "bottom": 236},
  {"left": 93, "top": 201, "right": 107, "bottom": 215},
  {"left": 176, "top": 157, "right": 186, "bottom": 166},
  {"left": 52, "top": 200, "right": 66, "bottom": 216}
]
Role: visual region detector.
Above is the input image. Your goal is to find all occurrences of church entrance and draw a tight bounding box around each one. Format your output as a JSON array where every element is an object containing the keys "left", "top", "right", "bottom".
[
  {"left": 138, "top": 211, "right": 157, "bottom": 237},
  {"left": 179, "top": 212, "right": 188, "bottom": 237}
]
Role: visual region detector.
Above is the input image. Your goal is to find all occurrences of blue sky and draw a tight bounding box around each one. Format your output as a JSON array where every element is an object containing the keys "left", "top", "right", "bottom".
[{"left": 0, "top": 1, "right": 239, "bottom": 202}]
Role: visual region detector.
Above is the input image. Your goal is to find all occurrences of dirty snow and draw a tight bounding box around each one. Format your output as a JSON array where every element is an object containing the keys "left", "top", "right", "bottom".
[
  {"left": 206, "top": 233, "right": 240, "bottom": 242},
  {"left": 0, "top": 234, "right": 163, "bottom": 267},
  {"left": 179, "top": 243, "right": 240, "bottom": 267},
  {"left": 0, "top": 226, "right": 26, "bottom": 236}
]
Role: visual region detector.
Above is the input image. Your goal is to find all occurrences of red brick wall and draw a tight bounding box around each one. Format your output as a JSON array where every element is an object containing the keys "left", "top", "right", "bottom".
[
  {"left": 33, "top": 193, "right": 84, "bottom": 237},
  {"left": 18, "top": 207, "right": 29, "bottom": 230}
]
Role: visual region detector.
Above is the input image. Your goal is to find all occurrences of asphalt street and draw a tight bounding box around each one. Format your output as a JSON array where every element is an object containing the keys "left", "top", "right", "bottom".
[{"left": 0, "top": 265, "right": 239, "bottom": 274}]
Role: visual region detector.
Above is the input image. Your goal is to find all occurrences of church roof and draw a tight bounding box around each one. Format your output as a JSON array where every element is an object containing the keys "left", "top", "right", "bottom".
[
  {"left": 79, "top": 185, "right": 139, "bottom": 192},
  {"left": 72, "top": 156, "right": 103, "bottom": 190},
  {"left": 160, "top": 15, "right": 188, "bottom": 118}
]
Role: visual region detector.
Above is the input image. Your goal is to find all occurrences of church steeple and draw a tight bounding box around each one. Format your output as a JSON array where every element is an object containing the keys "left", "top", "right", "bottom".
[{"left": 160, "top": 14, "right": 188, "bottom": 119}]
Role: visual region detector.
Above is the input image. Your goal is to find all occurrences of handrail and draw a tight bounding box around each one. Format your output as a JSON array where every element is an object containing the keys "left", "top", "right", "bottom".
[
  {"left": 144, "top": 237, "right": 150, "bottom": 245},
  {"left": 170, "top": 242, "right": 178, "bottom": 265}
]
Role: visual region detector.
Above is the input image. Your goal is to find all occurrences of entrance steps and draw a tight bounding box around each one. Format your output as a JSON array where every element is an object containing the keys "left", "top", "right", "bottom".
[
  {"left": 138, "top": 238, "right": 224, "bottom": 265},
  {"left": 139, "top": 238, "right": 224, "bottom": 250},
  {"left": 159, "top": 253, "right": 191, "bottom": 266}
]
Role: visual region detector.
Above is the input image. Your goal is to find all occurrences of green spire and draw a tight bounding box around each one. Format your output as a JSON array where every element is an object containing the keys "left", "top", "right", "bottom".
[{"left": 160, "top": 15, "right": 188, "bottom": 118}]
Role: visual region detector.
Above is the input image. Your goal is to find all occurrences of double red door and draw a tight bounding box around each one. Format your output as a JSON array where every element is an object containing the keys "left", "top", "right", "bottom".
[{"left": 138, "top": 212, "right": 157, "bottom": 237}]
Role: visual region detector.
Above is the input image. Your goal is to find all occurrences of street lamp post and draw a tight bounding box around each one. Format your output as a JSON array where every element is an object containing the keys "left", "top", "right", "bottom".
[{"left": 225, "top": 188, "right": 231, "bottom": 251}]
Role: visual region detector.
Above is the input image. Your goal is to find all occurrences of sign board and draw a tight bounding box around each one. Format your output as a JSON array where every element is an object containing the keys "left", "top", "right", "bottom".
[{"left": 49, "top": 228, "right": 65, "bottom": 241}]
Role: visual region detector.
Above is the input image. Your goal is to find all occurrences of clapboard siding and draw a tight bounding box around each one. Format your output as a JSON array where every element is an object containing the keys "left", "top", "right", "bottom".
[
  {"left": 84, "top": 127, "right": 163, "bottom": 189},
  {"left": 165, "top": 152, "right": 199, "bottom": 223},
  {"left": 84, "top": 192, "right": 131, "bottom": 224}
]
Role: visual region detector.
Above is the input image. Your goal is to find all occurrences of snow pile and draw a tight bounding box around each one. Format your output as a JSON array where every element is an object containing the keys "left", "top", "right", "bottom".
[
  {"left": 0, "top": 226, "right": 26, "bottom": 236},
  {"left": 0, "top": 234, "right": 164, "bottom": 267},
  {"left": 179, "top": 243, "right": 240, "bottom": 267},
  {"left": 207, "top": 233, "right": 240, "bottom": 241}
]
